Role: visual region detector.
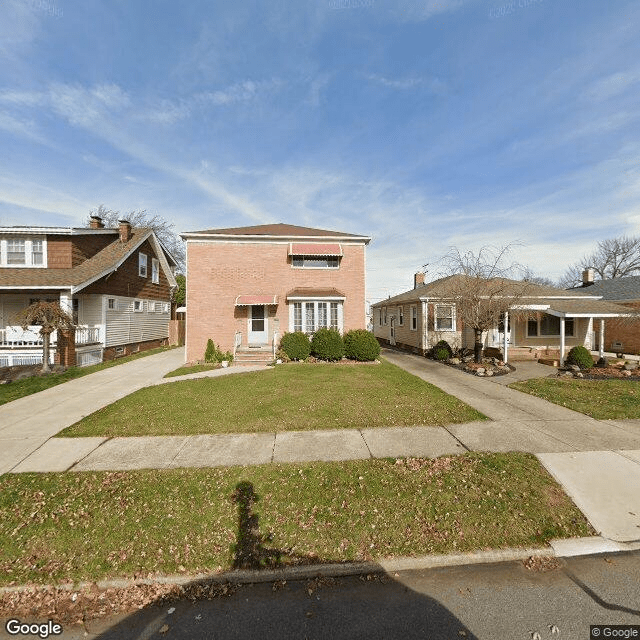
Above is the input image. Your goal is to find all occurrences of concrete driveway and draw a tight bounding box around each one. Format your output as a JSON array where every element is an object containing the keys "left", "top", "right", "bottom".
[{"left": 382, "top": 349, "right": 640, "bottom": 543}]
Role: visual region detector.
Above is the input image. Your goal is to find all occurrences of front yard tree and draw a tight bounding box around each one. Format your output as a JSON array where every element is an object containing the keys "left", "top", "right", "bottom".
[
  {"left": 559, "top": 235, "right": 640, "bottom": 288},
  {"left": 436, "top": 245, "right": 530, "bottom": 363},
  {"left": 13, "top": 301, "right": 74, "bottom": 373}
]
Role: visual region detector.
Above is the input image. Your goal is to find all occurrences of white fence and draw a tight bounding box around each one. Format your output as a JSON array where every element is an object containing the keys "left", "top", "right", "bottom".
[{"left": 0, "top": 325, "right": 102, "bottom": 347}]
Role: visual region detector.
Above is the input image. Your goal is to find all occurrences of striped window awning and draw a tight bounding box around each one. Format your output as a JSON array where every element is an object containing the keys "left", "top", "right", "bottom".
[
  {"left": 288, "top": 243, "right": 343, "bottom": 256},
  {"left": 235, "top": 295, "right": 278, "bottom": 306}
]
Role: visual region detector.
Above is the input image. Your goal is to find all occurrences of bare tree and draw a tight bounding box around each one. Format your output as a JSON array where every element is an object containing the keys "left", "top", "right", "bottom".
[
  {"left": 435, "top": 245, "right": 531, "bottom": 363},
  {"left": 87, "top": 205, "right": 185, "bottom": 273},
  {"left": 560, "top": 235, "right": 640, "bottom": 288},
  {"left": 13, "top": 301, "right": 74, "bottom": 373},
  {"left": 521, "top": 267, "right": 557, "bottom": 288}
]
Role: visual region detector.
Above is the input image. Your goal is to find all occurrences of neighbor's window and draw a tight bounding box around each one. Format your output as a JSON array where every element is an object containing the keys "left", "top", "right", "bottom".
[
  {"left": 435, "top": 305, "right": 454, "bottom": 331},
  {"left": 107, "top": 298, "right": 116, "bottom": 310},
  {"left": 31, "top": 239, "right": 44, "bottom": 265},
  {"left": 398, "top": 306, "right": 404, "bottom": 326},
  {"left": 0, "top": 237, "right": 47, "bottom": 267},
  {"left": 292, "top": 255, "right": 339, "bottom": 269},
  {"left": 7, "top": 239, "right": 26, "bottom": 265},
  {"left": 151, "top": 258, "right": 159, "bottom": 284},
  {"left": 411, "top": 305, "right": 417, "bottom": 331},
  {"left": 133, "top": 300, "right": 143, "bottom": 312},
  {"left": 138, "top": 253, "right": 147, "bottom": 277},
  {"left": 528, "top": 314, "right": 574, "bottom": 337}
]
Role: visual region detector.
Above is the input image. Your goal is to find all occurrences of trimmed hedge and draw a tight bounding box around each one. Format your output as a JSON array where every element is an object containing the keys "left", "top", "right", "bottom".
[
  {"left": 343, "top": 329, "right": 381, "bottom": 361},
  {"left": 279, "top": 332, "right": 311, "bottom": 361},
  {"left": 566, "top": 345, "right": 594, "bottom": 370},
  {"left": 311, "top": 328, "right": 344, "bottom": 361}
]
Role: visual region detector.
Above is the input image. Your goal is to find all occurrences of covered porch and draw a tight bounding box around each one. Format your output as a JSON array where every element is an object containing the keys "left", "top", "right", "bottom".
[{"left": 486, "top": 299, "right": 633, "bottom": 365}]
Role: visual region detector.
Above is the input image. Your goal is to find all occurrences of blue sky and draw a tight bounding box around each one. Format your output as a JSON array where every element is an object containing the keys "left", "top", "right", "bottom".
[{"left": 1, "top": 0, "right": 639, "bottom": 302}]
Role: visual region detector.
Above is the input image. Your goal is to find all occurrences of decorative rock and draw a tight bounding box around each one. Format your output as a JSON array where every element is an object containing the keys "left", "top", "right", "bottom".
[
  {"left": 449, "top": 358, "right": 461, "bottom": 365},
  {"left": 476, "top": 371, "right": 485, "bottom": 376},
  {"left": 569, "top": 365, "right": 580, "bottom": 372},
  {"left": 476, "top": 367, "right": 485, "bottom": 374},
  {"left": 623, "top": 370, "right": 632, "bottom": 377},
  {"left": 485, "top": 370, "right": 494, "bottom": 377},
  {"left": 623, "top": 362, "right": 637, "bottom": 371},
  {"left": 575, "top": 372, "right": 584, "bottom": 378}
]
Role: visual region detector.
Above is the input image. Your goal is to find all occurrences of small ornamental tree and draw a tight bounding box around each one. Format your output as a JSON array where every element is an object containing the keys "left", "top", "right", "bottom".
[
  {"left": 13, "top": 301, "right": 74, "bottom": 373},
  {"left": 311, "top": 328, "right": 344, "bottom": 361}
]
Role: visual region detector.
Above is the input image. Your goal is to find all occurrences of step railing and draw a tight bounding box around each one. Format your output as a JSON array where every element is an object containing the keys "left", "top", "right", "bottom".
[{"left": 233, "top": 331, "right": 242, "bottom": 361}]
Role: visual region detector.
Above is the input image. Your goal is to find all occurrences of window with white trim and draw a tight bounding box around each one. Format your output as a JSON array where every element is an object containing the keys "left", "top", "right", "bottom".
[
  {"left": 398, "top": 306, "right": 404, "bottom": 326},
  {"left": 133, "top": 300, "right": 143, "bottom": 312},
  {"left": 0, "top": 236, "right": 47, "bottom": 267},
  {"left": 383, "top": 307, "right": 387, "bottom": 325},
  {"left": 151, "top": 258, "right": 159, "bottom": 284},
  {"left": 138, "top": 253, "right": 147, "bottom": 277},
  {"left": 107, "top": 298, "right": 116, "bottom": 310},
  {"left": 291, "top": 301, "right": 342, "bottom": 334},
  {"left": 411, "top": 305, "right": 417, "bottom": 331},
  {"left": 291, "top": 255, "right": 339, "bottom": 269},
  {"left": 435, "top": 305, "right": 455, "bottom": 331}
]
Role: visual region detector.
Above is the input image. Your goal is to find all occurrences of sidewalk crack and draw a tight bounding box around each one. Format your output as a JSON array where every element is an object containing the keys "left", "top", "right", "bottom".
[{"left": 358, "top": 430, "right": 374, "bottom": 458}]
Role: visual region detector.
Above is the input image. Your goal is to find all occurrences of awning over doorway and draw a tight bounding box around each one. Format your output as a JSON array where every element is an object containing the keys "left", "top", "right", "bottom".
[
  {"left": 234, "top": 295, "right": 278, "bottom": 306},
  {"left": 288, "top": 243, "right": 343, "bottom": 256}
]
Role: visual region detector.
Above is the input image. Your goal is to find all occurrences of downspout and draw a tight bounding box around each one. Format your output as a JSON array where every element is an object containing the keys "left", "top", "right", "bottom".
[{"left": 559, "top": 316, "right": 566, "bottom": 366}]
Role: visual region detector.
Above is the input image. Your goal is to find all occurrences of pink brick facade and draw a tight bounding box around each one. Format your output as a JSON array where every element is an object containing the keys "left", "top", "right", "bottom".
[{"left": 184, "top": 226, "right": 369, "bottom": 363}]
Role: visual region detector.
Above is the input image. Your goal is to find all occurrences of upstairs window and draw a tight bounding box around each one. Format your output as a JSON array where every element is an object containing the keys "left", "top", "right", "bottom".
[
  {"left": 0, "top": 237, "right": 47, "bottom": 267},
  {"left": 151, "top": 258, "right": 160, "bottom": 284},
  {"left": 398, "top": 306, "right": 404, "bottom": 326},
  {"left": 138, "top": 253, "right": 147, "bottom": 277},
  {"left": 292, "top": 255, "right": 339, "bottom": 269}
]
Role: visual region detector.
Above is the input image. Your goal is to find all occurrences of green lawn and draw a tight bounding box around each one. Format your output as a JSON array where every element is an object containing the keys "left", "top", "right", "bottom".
[
  {"left": 59, "top": 360, "right": 486, "bottom": 437},
  {"left": 0, "top": 346, "right": 178, "bottom": 407},
  {"left": 510, "top": 378, "right": 640, "bottom": 419},
  {"left": 164, "top": 363, "right": 222, "bottom": 378},
  {"left": 0, "top": 453, "right": 592, "bottom": 585}
]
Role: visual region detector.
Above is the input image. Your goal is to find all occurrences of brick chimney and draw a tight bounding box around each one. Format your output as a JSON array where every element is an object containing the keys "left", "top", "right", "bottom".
[
  {"left": 89, "top": 215, "right": 104, "bottom": 229},
  {"left": 582, "top": 268, "right": 595, "bottom": 287},
  {"left": 414, "top": 272, "right": 425, "bottom": 289},
  {"left": 118, "top": 220, "right": 132, "bottom": 243}
]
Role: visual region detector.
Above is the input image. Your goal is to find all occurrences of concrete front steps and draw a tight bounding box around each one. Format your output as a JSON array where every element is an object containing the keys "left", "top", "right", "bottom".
[{"left": 234, "top": 346, "right": 274, "bottom": 365}]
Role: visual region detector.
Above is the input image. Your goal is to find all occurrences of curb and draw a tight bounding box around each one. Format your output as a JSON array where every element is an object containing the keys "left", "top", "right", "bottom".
[{"left": 2, "top": 537, "right": 638, "bottom": 595}]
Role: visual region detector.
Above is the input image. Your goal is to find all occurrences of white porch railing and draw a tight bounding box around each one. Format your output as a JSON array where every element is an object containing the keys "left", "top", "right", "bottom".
[
  {"left": 233, "top": 331, "right": 242, "bottom": 360},
  {"left": 0, "top": 325, "right": 102, "bottom": 347},
  {"left": 272, "top": 331, "right": 279, "bottom": 358}
]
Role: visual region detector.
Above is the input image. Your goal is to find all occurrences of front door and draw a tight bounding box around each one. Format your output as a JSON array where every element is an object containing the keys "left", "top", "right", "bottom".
[{"left": 249, "top": 305, "right": 268, "bottom": 344}]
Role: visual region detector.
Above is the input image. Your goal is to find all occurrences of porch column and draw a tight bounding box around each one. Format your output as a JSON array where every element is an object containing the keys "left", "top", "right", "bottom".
[
  {"left": 503, "top": 311, "right": 509, "bottom": 363},
  {"left": 599, "top": 319, "right": 605, "bottom": 359},
  {"left": 420, "top": 300, "right": 427, "bottom": 353},
  {"left": 559, "top": 317, "right": 566, "bottom": 366},
  {"left": 59, "top": 292, "right": 73, "bottom": 317}
]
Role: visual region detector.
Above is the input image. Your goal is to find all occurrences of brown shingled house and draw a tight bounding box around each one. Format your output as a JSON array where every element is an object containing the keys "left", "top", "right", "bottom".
[
  {"left": 0, "top": 217, "right": 178, "bottom": 367},
  {"left": 181, "top": 223, "right": 370, "bottom": 363}
]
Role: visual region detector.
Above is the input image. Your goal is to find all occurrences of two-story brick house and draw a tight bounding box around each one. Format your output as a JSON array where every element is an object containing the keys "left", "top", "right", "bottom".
[
  {"left": 0, "top": 217, "right": 178, "bottom": 367},
  {"left": 181, "top": 223, "right": 371, "bottom": 363}
]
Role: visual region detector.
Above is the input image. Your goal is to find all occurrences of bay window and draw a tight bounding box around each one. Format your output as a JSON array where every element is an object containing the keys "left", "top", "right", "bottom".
[{"left": 290, "top": 301, "right": 342, "bottom": 334}]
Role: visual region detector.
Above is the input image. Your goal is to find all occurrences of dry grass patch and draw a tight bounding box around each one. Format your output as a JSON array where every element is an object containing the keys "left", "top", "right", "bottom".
[{"left": 0, "top": 453, "right": 592, "bottom": 587}]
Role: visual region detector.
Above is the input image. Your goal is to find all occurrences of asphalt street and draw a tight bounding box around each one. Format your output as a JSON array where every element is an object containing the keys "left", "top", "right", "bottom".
[{"left": 11, "top": 550, "right": 637, "bottom": 640}]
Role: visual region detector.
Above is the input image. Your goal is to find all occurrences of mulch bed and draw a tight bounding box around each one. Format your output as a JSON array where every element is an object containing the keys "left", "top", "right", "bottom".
[{"left": 577, "top": 366, "right": 640, "bottom": 381}]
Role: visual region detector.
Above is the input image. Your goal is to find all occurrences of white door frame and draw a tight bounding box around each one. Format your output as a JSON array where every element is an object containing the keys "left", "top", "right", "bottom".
[{"left": 248, "top": 305, "right": 268, "bottom": 344}]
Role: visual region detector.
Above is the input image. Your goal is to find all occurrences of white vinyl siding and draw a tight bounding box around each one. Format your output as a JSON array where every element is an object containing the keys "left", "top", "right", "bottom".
[{"left": 104, "top": 295, "right": 170, "bottom": 347}]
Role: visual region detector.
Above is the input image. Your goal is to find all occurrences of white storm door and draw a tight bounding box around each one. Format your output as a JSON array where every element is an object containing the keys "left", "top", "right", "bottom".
[{"left": 249, "top": 305, "right": 268, "bottom": 344}]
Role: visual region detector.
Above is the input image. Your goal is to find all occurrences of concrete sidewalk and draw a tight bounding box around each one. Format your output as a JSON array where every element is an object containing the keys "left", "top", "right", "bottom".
[{"left": 0, "top": 347, "right": 268, "bottom": 475}]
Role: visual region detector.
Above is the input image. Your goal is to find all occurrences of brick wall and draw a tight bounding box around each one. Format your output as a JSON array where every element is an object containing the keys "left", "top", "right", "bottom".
[
  {"left": 81, "top": 239, "right": 171, "bottom": 300},
  {"left": 596, "top": 301, "right": 640, "bottom": 355},
  {"left": 102, "top": 337, "right": 167, "bottom": 361},
  {"left": 186, "top": 241, "right": 367, "bottom": 361}
]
